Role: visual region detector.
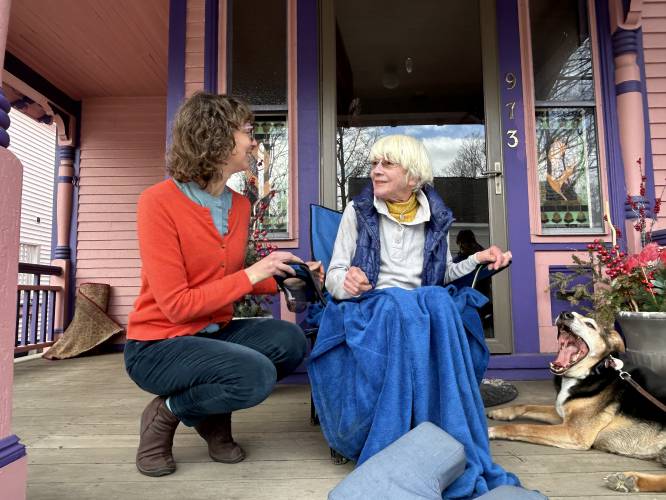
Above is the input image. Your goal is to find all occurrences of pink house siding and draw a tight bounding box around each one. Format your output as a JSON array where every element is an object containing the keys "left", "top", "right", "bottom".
[
  {"left": 644, "top": 0, "right": 666, "bottom": 230},
  {"left": 185, "top": 0, "right": 205, "bottom": 97},
  {"left": 76, "top": 97, "right": 166, "bottom": 329}
]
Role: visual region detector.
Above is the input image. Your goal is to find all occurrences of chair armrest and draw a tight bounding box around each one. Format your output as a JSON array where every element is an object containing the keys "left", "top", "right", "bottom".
[{"left": 449, "top": 260, "right": 512, "bottom": 290}]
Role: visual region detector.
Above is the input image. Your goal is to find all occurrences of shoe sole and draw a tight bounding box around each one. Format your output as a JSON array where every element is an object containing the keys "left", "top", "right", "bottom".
[
  {"left": 210, "top": 451, "right": 246, "bottom": 464},
  {"left": 136, "top": 464, "right": 176, "bottom": 477}
]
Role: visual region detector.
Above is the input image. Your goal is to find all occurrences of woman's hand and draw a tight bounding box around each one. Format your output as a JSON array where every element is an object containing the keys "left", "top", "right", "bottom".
[
  {"left": 244, "top": 251, "right": 302, "bottom": 285},
  {"left": 344, "top": 266, "right": 372, "bottom": 296},
  {"left": 474, "top": 246, "right": 512, "bottom": 271},
  {"left": 283, "top": 261, "right": 324, "bottom": 287}
]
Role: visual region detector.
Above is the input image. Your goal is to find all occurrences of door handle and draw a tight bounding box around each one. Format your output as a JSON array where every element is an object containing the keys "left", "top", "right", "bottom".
[{"left": 482, "top": 162, "right": 503, "bottom": 195}]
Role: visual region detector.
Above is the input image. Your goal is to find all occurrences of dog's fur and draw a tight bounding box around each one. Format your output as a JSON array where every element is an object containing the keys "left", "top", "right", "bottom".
[{"left": 487, "top": 311, "right": 666, "bottom": 493}]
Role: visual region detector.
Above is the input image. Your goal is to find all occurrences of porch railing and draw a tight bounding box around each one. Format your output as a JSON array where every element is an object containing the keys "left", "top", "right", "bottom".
[{"left": 15, "top": 262, "right": 63, "bottom": 356}]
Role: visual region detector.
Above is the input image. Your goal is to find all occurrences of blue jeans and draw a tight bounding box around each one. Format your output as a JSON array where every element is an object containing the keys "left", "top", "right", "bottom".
[{"left": 124, "top": 318, "right": 307, "bottom": 426}]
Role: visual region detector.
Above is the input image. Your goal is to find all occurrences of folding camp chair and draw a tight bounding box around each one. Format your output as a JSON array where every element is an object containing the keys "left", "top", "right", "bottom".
[{"left": 275, "top": 204, "right": 512, "bottom": 464}]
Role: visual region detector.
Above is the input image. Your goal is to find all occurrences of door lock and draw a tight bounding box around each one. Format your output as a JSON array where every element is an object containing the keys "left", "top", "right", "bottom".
[{"left": 480, "top": 162, "right": 503, "bottom": 195}]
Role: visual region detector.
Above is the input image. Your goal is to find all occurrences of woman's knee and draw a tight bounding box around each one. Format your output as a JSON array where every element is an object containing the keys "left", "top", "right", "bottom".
[
  {"left": 270, "top": 320, "right": 307, "bottom": 373},
  {"left": 233, "top": 355, "right": 278, "bottom": 408}
]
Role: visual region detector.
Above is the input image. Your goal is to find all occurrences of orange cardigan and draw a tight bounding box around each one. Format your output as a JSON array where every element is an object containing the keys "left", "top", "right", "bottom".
[{"left": 127, "top": 179, "right": 277, "bottom": 341}]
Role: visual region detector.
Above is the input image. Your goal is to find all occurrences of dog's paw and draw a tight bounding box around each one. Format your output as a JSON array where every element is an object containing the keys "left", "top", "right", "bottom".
[
  {"left": 604, "top": 472, "right": 639, "bottom": 493},
  {"left": 487, "top": 407, "right": 517, "bottom": 421},
  {"left": 487, "top": 426, "right": 498, "bottom": 439}
]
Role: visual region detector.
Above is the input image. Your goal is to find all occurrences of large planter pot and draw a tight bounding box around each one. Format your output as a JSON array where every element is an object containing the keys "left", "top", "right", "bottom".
[{"left": 616, "top": 311, "right": 666, "bottom": 377}]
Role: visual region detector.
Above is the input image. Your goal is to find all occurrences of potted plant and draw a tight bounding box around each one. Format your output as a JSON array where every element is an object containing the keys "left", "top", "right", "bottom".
[{"left": 551, "top": 159, "right": 666, "bottom": 376}]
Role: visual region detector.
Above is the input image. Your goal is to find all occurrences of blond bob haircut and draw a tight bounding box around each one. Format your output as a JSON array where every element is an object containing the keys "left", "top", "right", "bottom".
[
  {"left": 167, "top": 92, "right": 254, "bottom": 188},
  {"left": 369, "top": 135, "right": 434, "bottom": 190}
]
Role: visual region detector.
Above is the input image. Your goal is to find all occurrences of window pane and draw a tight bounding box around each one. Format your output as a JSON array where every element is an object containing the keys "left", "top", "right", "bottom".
[
  {"left": 227, "top": 117, "right": 289, "bottom": 237},
  {"left": 530, "top": 0, "right": 593, "bottom": 102},
  {"left": 536, "top": 108, "right": 604, "bottom": 233},
  {"left": 229, "top": 0, "right": 287, "bottom": 108}
]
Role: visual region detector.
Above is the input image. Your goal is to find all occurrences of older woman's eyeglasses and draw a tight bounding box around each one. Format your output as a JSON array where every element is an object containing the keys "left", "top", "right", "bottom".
[{"left": 370, "top": 158, "right": 399, "bottom": 170}]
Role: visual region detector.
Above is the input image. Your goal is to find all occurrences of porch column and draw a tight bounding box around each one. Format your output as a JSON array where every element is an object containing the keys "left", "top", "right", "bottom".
[
  {"left": 610, "top": 0, "right": 645, "bottom": 252},
  {"left": 50, "top": 145, "right": 75, "bottom": 337},
  {"left": 0, "top": 0, "right": 29, "bottom": 497}
]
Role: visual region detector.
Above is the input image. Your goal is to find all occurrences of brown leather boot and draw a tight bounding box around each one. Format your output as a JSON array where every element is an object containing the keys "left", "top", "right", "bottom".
[
  {"left": 136, "top": 396, "right": 180, "bottom": 476},
  {"left": 195, "top": 413, "right": 245, "bottom": 463}
]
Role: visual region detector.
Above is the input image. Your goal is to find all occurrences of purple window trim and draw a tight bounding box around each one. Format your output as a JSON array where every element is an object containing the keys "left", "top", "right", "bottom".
[
  {"left": 291, "top": 0, "right": 320, "bottom": 326},
  {"left": 204, "top": 0, "right": 219, "bottom": 93},
  {"left": 485, "top": 368, "right": 552, "bottom": 380},
  {"left": 615, "top": 80, "right": 642, "bottom": 95},
  {"left": 487, "top": 353, "right": 553, "bottom": 369},
  {"left": 0, "top": 435, "right": 26, "bottom": 469},
  {"left": 497, "top": 0, "right": 539, "bottom": 353},
  {"left": 295, "top": 0, "right": 319, "bottom": 260},
  {"left": 531, "top": 243, "right": 593, "bottom": 251},
  {"left": 594, "top": 0, "right": 628, "bottom": 251},
  {"left": 166, "top": 0, "right": 187, "bottom": 146},
  {"left": 278, "top": 367, "right": 554, "bottom": 382}
]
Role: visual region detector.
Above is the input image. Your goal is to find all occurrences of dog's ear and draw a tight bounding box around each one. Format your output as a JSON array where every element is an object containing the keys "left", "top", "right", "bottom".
[{"left": 607, "top": 329, "right": 625, "bottom": 353}]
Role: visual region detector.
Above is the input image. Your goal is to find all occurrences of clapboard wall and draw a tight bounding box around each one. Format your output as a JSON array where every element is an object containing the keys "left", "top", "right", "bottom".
[
  {"left": 76, "top": 97, "right": 166, "bottom": 329},
  {"left": 644, "top": 0, "right": 666, "bottom": 230},
  {"left": 8, "top": 109, "right": 56, "bottom": 269}
]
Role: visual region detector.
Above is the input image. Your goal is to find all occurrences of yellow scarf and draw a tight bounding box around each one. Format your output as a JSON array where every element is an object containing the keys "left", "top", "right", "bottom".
[{"left": 385, "top": 193, "right": 418, "bottom": 223}]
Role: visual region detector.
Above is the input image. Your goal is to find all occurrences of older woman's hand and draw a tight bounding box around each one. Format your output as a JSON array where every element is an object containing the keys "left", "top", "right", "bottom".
[
  {"left": 344, "top": 266, "right": 373, "bottom": 297},
  {"left": 474, "top": 246, "right": 512, "bottom": 271}
]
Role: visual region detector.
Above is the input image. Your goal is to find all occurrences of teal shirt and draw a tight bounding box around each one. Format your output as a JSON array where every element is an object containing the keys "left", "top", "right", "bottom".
[
  {"left": 173, "top": 179, "right": 235, "bottom": 333},
  {"left": 174, "top": 180, "right": 233, "bottom": 236}
]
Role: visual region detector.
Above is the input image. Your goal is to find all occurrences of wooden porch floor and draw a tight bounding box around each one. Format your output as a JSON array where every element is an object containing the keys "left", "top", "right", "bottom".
[{"left": 12, "top": 353, "right": 663, "bottom": 500}]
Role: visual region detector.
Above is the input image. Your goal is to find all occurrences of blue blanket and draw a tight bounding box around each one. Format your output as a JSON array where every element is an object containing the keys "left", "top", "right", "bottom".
[{"left": 307, "top": 286, "right": 520, "bottom": 499}]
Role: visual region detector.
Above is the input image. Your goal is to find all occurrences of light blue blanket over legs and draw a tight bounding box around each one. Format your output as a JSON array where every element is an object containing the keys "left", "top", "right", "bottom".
[{"left": 307, "top": 286, "right": 520, "bottom": 499}]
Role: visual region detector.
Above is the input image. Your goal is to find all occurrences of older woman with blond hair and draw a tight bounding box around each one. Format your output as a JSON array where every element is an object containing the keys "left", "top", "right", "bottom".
[
  {"left": 326, "top": 134, "right": 511, "bottom": 298},
  {"left": 309, "top": 134, "right": 519, "bottom": 498},
  {"left": 124, "top": 92, "right": 309, "bottom": 477}
]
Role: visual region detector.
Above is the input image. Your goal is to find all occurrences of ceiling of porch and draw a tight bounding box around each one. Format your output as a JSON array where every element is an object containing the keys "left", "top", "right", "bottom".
[{"left": 6, "top": 0, "right": 169, "bottom": 101}]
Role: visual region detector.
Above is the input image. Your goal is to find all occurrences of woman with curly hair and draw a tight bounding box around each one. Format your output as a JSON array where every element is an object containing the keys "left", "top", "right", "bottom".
[{"left": 124, "top": 92, "right": 309, "bottom": 477}]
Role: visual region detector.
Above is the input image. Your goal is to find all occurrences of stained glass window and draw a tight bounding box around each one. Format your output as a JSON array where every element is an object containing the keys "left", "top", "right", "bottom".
[{"left": 530, "top": 0, "right": 604, "bottom": 234}]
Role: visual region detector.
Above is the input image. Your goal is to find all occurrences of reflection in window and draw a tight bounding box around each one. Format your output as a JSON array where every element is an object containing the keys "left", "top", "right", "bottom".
[
  {"left": 335, "top": 124, "right": 487, "bottom": 216},
  {"left": 530, "top": 0, "right": 603, "bottom": 234},
  {"left": 228, "top": 0, "right": 287, "bottom": 109},
  {"left": 536, "top": 108, "right": 602, "bottom": 232},
  {"left": 227, "top": 0, "right": 291, "bottom": 238},
  {"left": 228, "top": 118, "right": 289, "bottom": 237},
  {"left": 531, "top": 0, "right": 593, "bottom": 103}
]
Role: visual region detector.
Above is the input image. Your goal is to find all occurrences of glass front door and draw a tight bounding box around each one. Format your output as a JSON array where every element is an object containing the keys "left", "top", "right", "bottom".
[{"left": 320, "top": 0, "right": 513, "bottom": 352}]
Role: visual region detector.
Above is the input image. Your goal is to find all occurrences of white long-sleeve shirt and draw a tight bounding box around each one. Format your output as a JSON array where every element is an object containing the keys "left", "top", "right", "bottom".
[{"left": 326, "top": 189, "right": 480, "bottom": 300}]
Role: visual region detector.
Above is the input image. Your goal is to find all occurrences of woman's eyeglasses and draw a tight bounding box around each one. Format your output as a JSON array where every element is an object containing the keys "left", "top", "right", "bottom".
[
  {"left": 241, "top": 123, "right": 255, "bottom": 140},
  {"left": 370, "top": 158, "right": 399, "bottom": 170}
]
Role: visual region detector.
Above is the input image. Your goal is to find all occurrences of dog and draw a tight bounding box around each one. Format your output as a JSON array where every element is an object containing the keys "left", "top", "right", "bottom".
[{"left": 487, "top": 311, "right": 666, "bottom": 493}]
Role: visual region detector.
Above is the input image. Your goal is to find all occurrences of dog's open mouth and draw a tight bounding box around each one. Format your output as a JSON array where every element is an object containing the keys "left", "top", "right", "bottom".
[{"left": 550, "top": 323, "right": 590, "bottom": 375}]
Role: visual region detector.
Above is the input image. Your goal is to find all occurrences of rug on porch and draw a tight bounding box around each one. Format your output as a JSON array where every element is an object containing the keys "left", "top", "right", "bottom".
[
  {"left": 480, "top": 379, "right": 519, "bottom": 407},
  {"left": 43, "top": 283, "right": 123, "bottom": 360}
]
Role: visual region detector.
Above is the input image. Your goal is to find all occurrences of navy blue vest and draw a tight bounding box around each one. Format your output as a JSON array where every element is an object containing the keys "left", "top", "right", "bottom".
[{"left": 350, "top": 184, "right": 454, "bottom": 287}]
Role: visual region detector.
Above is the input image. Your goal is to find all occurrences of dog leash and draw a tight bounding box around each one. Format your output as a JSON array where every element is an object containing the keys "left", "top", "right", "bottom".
[{"left": 606, "top": 355, "right": 666, "bottom": 413}]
